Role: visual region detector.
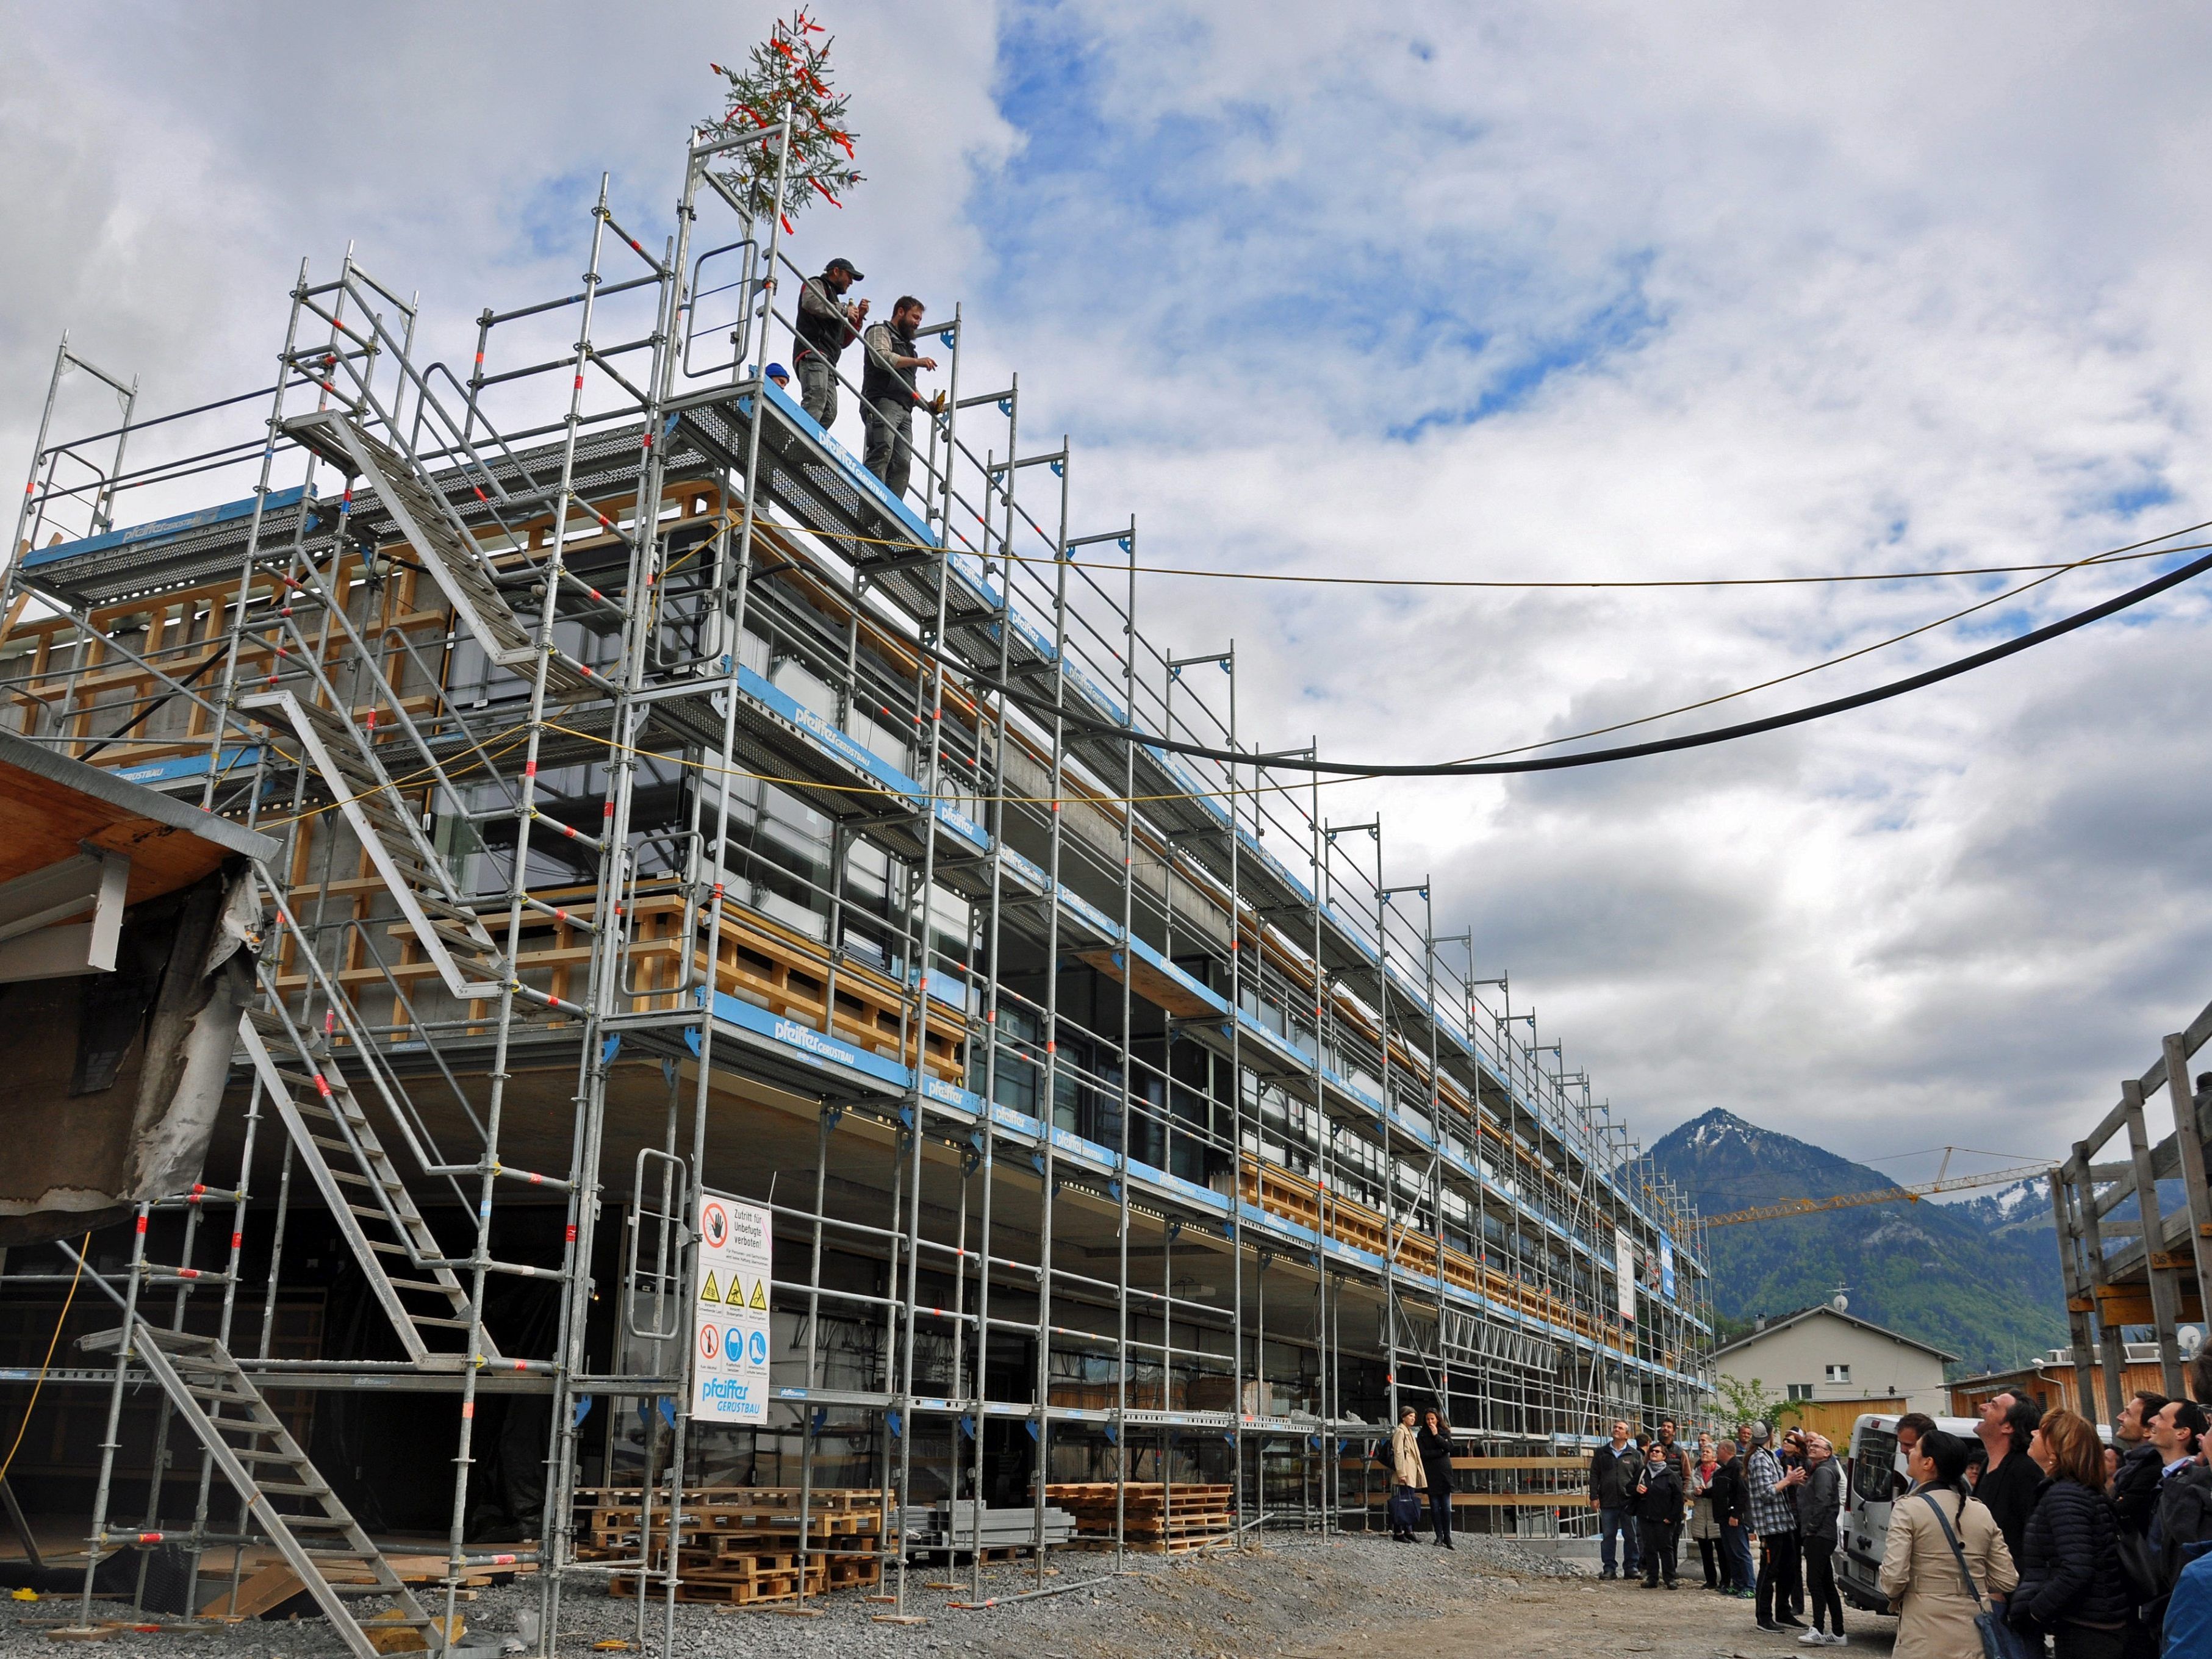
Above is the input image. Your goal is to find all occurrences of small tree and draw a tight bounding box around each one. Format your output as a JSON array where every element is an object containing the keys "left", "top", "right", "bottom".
[
  {"left": 703, "top": 10, "right": 864, "bottom": 232},
  {"left": 1711, "top": 1371, "right": 1800, "bottom": 1432}
]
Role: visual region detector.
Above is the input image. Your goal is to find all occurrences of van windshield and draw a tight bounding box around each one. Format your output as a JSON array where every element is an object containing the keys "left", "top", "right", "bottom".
[{"left": 1852, "top": 1428, "right": 1897, "bottom": 1507}]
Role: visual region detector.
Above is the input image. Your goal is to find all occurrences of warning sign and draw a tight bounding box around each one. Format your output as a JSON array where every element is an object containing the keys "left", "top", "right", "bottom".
[{"left": 692, "top": 1194, "right": 772, "bottom": 1424}]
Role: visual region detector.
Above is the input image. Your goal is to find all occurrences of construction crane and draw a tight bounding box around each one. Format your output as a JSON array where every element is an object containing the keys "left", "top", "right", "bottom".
[{"left": 1701, "top": 1157, "right": 2055, "bottom": 1229}]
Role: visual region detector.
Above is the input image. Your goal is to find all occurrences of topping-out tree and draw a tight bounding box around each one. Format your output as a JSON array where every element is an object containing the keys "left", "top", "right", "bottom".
[{"left": 703, "top": 10, "right": 863, "bottom": 232}]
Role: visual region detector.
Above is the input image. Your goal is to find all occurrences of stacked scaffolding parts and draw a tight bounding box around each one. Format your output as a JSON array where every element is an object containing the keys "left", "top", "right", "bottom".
[{"left": 0, "top": 129, "right": 1712, "bottom": 1648}]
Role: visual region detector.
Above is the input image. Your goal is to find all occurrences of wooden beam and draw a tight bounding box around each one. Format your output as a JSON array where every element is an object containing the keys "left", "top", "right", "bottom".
[
  {"left": 2125, "top": 1081, "right": 2188, "bottom": 1398},
  {"left": 2163, "top": 1033, "right": 2212, "bottom": 1365}
]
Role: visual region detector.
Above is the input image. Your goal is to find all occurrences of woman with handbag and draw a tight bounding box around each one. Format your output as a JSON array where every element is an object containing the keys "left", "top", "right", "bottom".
[
  {"left": 1388, "top": 1406, "right": 1425, "bottom": 1543},
  {"left": 2011, "top": 1409, "right": 2129, "bottom": 1659},
  {"left": 1877, "top": 1428, "right": 2022, "bottom": 1659}
]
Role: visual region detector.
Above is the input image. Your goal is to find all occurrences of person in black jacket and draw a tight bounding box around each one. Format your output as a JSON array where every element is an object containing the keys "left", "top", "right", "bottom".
[
  {"left": 1634, "top": 1442, "right": 1685, "bottom": 1589},
  {"left": 1707, "top": 1439, "right": 1754, "bottom": 1596},
  {"left": 2111, "top": 1389, "right": 2169, "bottom": 1543},
  {"left": 2013, "top": 1408, "right": 2129, "bottom": 1659},
  {"left": 1589, "top": 1419, "right": 1642, "bottom": 1579},
  {"left": 1799, "top": 1433, "right": 1847, "bottom": 1643},
  {"left": 1975, "top": 1391, "right": 2045, "bottom": 1570},
  {"left": 1418, "top": 1408, "right": 1457, "bottom": 1549}
]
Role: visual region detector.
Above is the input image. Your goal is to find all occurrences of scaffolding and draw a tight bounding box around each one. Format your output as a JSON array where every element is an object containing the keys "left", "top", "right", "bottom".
[
  {"left": 0, "top": 126, "right": 1712, "bottom": 1650},
  {"left": 2049, "top": 992, "right": 2212, "bottom": 1422}
]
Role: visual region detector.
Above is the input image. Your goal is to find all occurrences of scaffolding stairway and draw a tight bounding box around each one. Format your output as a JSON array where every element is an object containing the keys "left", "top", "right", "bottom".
[
  {"left": 79, "top": 1323, "right": 447, "bottom": 1659},
  {"left": 240, "top": 1008, "right": 504, "bottom": 1367},
  {"left": 281, "top": 407, "right": 600, "bottom": 700},
  {"left": 241, "top": 687, "right": 502, "bottom": 998}
]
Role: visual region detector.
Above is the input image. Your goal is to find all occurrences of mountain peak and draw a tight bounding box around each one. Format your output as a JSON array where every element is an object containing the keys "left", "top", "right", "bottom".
[{"left": 1652, "top": 1108, "right": 2065, "bottom": 1375}]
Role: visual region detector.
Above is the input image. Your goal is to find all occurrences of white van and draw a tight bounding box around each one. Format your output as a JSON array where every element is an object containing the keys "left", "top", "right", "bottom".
[{"left": 1834, "top": 1413, "right": 1981, "bottom": 1613}]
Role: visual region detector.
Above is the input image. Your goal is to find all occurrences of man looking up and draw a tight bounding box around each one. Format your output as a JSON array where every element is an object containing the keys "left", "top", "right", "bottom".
[
  {"left": 793, "top": 256, "right": 866, "bottom": 429},
  {"left": 1709, "top": 1438, "right": 1754, "bottom": 1597},
  {"left": 1973, "top": 1391, "right": 2043, "bottom": 1569},
  {"left": 2114, "top": 1389, "right": 2170, "bottom": 1540},
  {"left": 1590, "top": 1419, "right": 1641, "bottom": 1581},
  {"left": 860, "top": 295, "right": 938, "bottom": 501}
]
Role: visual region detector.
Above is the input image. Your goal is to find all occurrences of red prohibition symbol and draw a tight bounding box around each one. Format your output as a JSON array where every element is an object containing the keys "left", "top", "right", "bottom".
[
  {"left": 699, "top": 1325, "right": 719, "bottom": 1359},
  {"left": 702, "top": 1202, "right": 728, "bottom": 1249}
]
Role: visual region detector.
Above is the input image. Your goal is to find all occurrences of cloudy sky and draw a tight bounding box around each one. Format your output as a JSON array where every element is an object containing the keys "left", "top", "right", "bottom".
[{"left": 7, "top": 2, "right": 2212, "bottom": 1183}]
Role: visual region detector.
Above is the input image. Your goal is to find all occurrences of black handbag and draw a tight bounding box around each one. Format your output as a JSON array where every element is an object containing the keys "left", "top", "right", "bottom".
[
  {"left": 1388, "top": 1485, "right": 1424, "bottom": 1531},
  {"left": 1919, "top": 1492, "right": 2036, "bottom": 1659}
]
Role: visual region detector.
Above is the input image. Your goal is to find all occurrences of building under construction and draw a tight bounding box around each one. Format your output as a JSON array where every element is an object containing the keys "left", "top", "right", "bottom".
[{"left": 0, "top": 128, "right": 1712, "bottom": 1649}]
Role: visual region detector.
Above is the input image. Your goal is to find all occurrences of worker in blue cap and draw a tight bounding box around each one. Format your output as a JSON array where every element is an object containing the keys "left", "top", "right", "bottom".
[
  {"left": 764, "top": 362, "right": 791, "bottom": 392},
  {"left": 793, "top": 256, "right": 866, "bottom": 429}
]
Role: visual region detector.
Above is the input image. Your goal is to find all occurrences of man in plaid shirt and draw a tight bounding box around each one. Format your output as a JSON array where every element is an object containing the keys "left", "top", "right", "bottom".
[{"left": 1745, "top": 1423, "right": 1807, "bottom": 1633}]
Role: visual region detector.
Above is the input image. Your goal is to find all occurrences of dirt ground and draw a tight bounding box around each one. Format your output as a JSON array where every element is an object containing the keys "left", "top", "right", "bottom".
[{"left": 1287, "top": 1575, "right": 1901, "bottom": 1659}]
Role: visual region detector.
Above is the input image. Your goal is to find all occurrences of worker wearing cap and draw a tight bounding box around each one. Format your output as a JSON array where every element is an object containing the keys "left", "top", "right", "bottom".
[
  {"left": 860, "top": 296, "right": 938, "bottom": 501},
  {"left": 764, "top": 362, "right": 791, "bottom": 391},
  {"left": 793, "top": 257, "right": 867, "bottom": 430}
]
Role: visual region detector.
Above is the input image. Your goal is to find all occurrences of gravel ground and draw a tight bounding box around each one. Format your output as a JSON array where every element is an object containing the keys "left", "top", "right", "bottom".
[
  {"left": 1293, "top": 1569, "right": 1903, "bottom": 1659},
  {"left": 0, "top": 1533, "right": 1586, "bottom": 1659}
]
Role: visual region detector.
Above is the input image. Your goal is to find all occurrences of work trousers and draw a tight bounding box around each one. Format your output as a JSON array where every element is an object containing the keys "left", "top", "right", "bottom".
[
  {"left": 1598, "top": 1506, "right": 1641, "bottom": 1575},
  {"left": 797, "top": 352, "right": 839, "bottom": 431},
  {"left": 1695, "top": 1536, "right": 1721, "bottom": 1588},
  {"left": 1721, "top": 1522, "right": 1755, "bottom": 1591},
  {"left": 1803, "top": 1541, "right": 1843, "bottom": 1635},
  {"left": 1642, "top": 1520, "right": 1680, "bottom": 1586},
  {"left": 863, "top": 395, "right": 914, "bottom": 500},
  {"left": 1756, "top": 1530, "right": 1803, "bottom": 1624}
]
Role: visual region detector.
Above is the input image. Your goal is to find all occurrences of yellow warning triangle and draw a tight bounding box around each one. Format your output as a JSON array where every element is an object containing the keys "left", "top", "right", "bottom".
[
  {"left": 749, "top": 1279, "right": 768, "bottom": 1311},
  {"left": 700, "top": 1270, "right": 720, "bottom": 1305}
]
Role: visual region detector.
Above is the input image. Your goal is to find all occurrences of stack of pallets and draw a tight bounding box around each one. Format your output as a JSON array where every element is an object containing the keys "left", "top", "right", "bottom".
[
  {"left": 576, "top": 1486, "right": 883, "bottom": 1605},
  {"left": 1043, "top": 1482, "right": 1236, "bottom": 1553}
]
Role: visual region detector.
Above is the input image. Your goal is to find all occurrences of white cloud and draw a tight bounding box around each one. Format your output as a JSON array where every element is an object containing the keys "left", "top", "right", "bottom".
[{"left": 7, "top": 0, "right": 2211, "bottom": 1178}]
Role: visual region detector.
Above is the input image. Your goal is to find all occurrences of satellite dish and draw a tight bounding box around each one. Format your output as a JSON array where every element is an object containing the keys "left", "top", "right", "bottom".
[
  {"left": 1833, "top": 1294, "right": 1848, "bottom": 1313},
  {"left": 2181, "top": 1327, "right": 2204, "bottom": 1360}
]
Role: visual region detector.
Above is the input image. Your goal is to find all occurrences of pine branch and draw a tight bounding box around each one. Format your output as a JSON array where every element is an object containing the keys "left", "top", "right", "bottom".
[{"left": 702, "top": 8, "right": 864, "bottom": 230}]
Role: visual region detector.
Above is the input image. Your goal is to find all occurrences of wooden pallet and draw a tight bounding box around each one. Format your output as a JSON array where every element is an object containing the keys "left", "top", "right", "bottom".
[
  {"left": 575, "top": 1486, "right": 882, "bottom": 1560},
  {"left": 1043, "top": 1483, "right": 1235, "bottom": 1548}
]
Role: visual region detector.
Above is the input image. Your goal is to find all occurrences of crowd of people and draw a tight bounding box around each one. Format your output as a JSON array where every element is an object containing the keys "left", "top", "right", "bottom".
[{"left": 1581, "top": 1372, "right": 2212, "bottom": 1656}]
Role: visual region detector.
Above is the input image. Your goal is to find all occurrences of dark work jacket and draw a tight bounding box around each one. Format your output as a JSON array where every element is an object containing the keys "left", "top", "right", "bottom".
[
  {"left": 2015, "top": 1477, "right": 2129, "bottom": 1632},
  {"left": 1977, "top": 1449, "right": 2044, "bottom": 1570},
  {"left": 2113, "top": 1441, "right": 2163, "bottom": 1537},
  {"left": 1634, "top": 1463, "right": 1685, "bottom": 1528},
  {"left": 860, "top": 321, "right": 921, "bottom": 408},
  {"left": 1417, "top": 1425, "right": 1457, "bottom": 1491},
  {"left": 1590, "top": 1443, "right": 1637, "bottom": 1509},
  {"left": 1705, "top": 1458, "right": 1748, "bottom": 1527},
  {"left": 794, "top": 274, "right": 858, "bottom": 364}
]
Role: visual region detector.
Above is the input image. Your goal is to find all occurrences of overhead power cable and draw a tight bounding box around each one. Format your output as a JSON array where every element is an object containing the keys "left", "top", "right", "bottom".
[
  {"left": 951, "top": 539, "right": 2212, "bottom": 778},
  {"left": 788, "top": 511, "right": 2212, "bottom": 591},
  {"left": 993, "top": 521, "right": 2212, "bottom": 591}
]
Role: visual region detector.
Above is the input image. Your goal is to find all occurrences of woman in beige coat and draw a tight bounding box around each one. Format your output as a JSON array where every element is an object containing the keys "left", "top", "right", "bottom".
[
  {"left": 1388, "top": 1406, "right": 1424, "bottom": 1542},
  {"left": 1878, "top": 1428, "right": 2019, "bottom": 1659}
]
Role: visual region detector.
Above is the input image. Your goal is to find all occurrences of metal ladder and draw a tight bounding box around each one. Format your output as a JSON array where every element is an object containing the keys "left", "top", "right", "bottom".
[
  {"left": 80, "top": 1324, "right": 447, "bottom": 1659},
  {"left": 280, "top": 407, "right": 598, "bottom": 700},
  {"left": 241, "top": 687, "right": 503, "bottom": 999},
  {"left": 239, "top": 1008, "right": 503, "bottom": 1367}
]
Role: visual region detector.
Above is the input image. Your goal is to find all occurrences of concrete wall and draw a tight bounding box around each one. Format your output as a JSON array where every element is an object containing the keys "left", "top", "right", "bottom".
[{"left": 1712, "top": 1311, "right": 1948, "bottom": 1416}]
